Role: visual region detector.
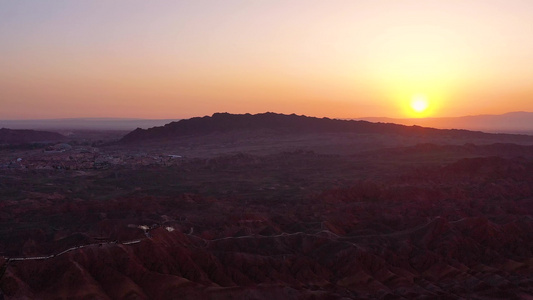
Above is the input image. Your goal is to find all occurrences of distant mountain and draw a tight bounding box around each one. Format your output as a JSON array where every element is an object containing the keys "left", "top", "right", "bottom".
[
  {"left": 0, "top": 118, "right": 179, "bottom": 131},
  {"left": 119, "top": 112, "right": 533, "bottom": 144},
  {"left": 0, "top": 128, "right": 66, "bottom": 145},
  {"left": 357, "top": 111, "right": 533, "bottom": 134}
]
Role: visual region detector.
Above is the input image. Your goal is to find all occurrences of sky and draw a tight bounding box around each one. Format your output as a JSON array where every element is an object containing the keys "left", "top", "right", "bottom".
[{"left": 1, "top": 0, "right": 533, "bottom": 120}]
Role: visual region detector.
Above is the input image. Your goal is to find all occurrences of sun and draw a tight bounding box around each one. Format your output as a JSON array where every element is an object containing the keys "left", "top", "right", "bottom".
[{"left": 410, "top": 94, "right": 429, "bottom": 114}]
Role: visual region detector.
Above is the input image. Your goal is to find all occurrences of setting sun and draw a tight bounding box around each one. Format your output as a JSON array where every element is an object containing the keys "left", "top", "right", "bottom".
[
  {"left": 1, "top": 1, "right": 533, "bottom": 120},
  {"left": 410, "top": 95, "right": 429, "bottom": 114}
]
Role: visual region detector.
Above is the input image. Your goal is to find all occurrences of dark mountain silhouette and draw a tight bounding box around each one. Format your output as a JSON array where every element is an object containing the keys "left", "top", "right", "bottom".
[
  {"left": 119, "top": 112, "right": 533, "bottom": 144},
  {"left": 0, "top": 128, "right": 66, "bottom": 145}
]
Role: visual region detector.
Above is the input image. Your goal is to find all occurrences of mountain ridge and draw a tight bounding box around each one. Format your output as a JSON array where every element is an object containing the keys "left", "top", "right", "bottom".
[
  {"left": 2, "top": 111, "right": 532, "bottom": 133},
  {"left": 119, "top": 112, "right": 533, "bottom": 144}
]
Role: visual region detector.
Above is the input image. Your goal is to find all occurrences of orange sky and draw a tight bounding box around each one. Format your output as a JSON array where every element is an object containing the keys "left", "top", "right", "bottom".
[{"left": 1, "top": 1, "right": 533, "bottom": 120}]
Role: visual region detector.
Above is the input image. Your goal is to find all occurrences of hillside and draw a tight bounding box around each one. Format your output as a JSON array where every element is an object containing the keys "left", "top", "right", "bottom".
[
  {"left": 119, "top": 112, "right": 533, "bottom": 144},
  {"left": 0, "top": 128, "right": 66, "bottom": 145}
]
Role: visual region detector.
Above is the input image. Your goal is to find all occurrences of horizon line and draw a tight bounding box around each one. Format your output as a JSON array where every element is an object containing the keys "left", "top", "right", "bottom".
[{"left": 1, "top": 110, "right": 532, "bottom": 122}]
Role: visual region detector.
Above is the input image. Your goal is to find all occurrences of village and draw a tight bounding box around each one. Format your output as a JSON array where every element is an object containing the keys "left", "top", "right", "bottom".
[{"left": 0, "top": 143, "right": 184, "bottom": 171}]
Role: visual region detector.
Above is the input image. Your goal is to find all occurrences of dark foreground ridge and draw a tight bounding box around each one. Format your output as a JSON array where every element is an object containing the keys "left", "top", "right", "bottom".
[
  {"left": 119, "top": 112, "right": 533, "bottom": 144},
  {"left": 0, "top": 128, "right": 66, "bottom": 145},
  {"left": 1, "top": 156, "right": 533, "bottom": 299}
]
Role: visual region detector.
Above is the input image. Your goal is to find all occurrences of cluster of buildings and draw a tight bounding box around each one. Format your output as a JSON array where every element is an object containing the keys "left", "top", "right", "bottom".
[{"left": 0, "top": 143, "right": 184, "bottom": 170}]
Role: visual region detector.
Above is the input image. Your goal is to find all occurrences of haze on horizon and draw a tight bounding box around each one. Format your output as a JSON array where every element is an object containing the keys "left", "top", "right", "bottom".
[{"left": 2, "top": 0, "right": 533, "bottom": 120}]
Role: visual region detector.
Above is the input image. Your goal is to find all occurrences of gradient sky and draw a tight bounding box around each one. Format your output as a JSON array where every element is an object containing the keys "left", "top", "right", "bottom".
[{"left": 2, "top": 0, "right": 533, "bottom": 119}]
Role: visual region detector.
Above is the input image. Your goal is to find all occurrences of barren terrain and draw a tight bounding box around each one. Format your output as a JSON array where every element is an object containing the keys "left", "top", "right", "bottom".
[{"left": 1, "top": 113, "right": 533, "bottom": 299}]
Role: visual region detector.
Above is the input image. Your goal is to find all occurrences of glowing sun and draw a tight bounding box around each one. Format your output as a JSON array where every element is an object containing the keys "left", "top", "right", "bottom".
[{"left": 410, "top": 94, "right": 429, "bottom": 113}]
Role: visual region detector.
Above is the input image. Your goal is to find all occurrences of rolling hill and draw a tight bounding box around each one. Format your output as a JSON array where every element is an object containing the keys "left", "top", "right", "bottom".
[{"left": 119, "top": 112, "right": 533, "bottom": 145}]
